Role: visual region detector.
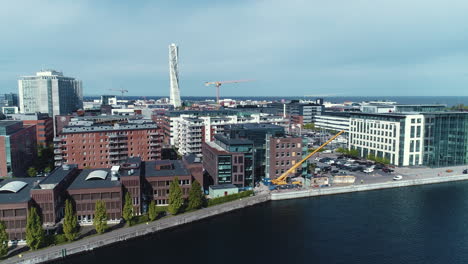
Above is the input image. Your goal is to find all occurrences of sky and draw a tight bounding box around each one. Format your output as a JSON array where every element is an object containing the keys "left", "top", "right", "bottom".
[{"left": 1, "top": 0, "right": 468, "bottom": 97}]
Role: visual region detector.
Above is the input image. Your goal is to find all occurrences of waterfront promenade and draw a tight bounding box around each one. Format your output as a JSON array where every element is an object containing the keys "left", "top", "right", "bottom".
[
  {"left": 4, "top": 171, "right": 468, "bottom": 264},
  {"left": 2, "top": 194, "right": 270, "bottom": 264}
]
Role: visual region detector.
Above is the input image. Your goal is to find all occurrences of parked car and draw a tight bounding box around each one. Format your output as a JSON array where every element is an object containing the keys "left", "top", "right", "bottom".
[
  {"left": 382, "top": 167, "right": 394, "bottom": 173},
  {"left": 374, "top": 164, "right": 384, "bottom": 169},
  {"left": 363, "top": 168, "right": 374, "bottom": 173},
  {"left": 464, "top": 169, "right": 468, "bottom": 174},
  {"left": 393, "top": 175, "right": 403, "bottom": 181}
]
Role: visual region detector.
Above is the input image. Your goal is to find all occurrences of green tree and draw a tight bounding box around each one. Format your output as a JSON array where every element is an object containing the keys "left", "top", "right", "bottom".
[
  {"left": 27, "top": 167, "right": 37, "bottom": 177},
  {"left": 26, "top": 207, "right": 45, "bottom": 250},
  {"left": 122, "top": 192, "right": 134, "bottom": 225},
  {"left": 348, "top": 149, "right": 359, "bottom": 158},
  {"left": 187, "top": 180, "right": 204, "bottom": 210},
  {"left": 0, "top": 221, "right": 8, "bottom": 257},
  {"left": 93, "top": 200, "right": 107, "bottom": 234},
  {"left": 168, "top": 177, "right": 183, "bottom": 215},
  {"left": 44, "top": 166, "right": 52, "bottom": 173},
  {"left": 303, "top": 123, "right": 315, "bottom": 130},
  {"left": 148, "top": 200, "right": 157, "bottom": 221},
  {"left": 63, "top": 199, "right": 79, "bottom": 241}
]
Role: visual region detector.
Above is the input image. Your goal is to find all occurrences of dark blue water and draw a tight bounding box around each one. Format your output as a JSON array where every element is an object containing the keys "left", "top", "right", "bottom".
[
  {"left": 84, "top": 96, "right": 468, "bottom": 107},
  {"left": 56, "top": 181, "right": 468, "bottom": 264}
]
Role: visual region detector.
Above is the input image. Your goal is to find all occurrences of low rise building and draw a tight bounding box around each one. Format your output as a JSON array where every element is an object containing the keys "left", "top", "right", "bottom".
[
  {"left": 67, "top": 169, "right": 123, "bottom": 225},
  {"left": 209, "top": 184, "right": 238, "bottom": 198},
  {"left": 30, "top": 165, "right": 80, "bottom": 227},
  {"left": 144, "top": 160, "right": 193, "bottom": 206},
  {"left": 0, "top": 178, "right": 37, "bottom": 244}
]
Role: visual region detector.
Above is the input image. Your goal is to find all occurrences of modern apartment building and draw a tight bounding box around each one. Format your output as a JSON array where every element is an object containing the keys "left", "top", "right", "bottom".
[
  {"left": 8, "top": 113, "right": 54, "bottom": 146},
  {"left": 265, "top": 136, "right": 307, "bottom": 180},
  {"left": 162, "top": 110, "right": 288, "bottom": 155},
  {"left": 0, "top": 121, "right": 37, "bottom": 177},
  {"left": 18, "top": 70, "right": 83, "bottom": 117},
  {"left": 202, "top": 135, "right": 254, "bottom": 188},
  {"left": 54, "top": 121, "right": 162, "bottom": 168}
]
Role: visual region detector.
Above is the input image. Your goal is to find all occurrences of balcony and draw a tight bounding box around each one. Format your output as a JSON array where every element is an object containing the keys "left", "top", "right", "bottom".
[
  {"left": 108, "top": 134, "right": 126, "bottom": 138},
  {"left": 150, "top": 142, "right": 161, "bottom": 146},
  {"left": 53, "top": 149, "right": 62, "bottom": 154},
  {"left": 54, "top": 161, "right": 62, "bottom": 167},
  {"left": 54, "top": 155, "right": 63, "bottom": 160},
  {"left": 149, "top": 132, "right": 160, "bottom": 136},
  {"left": 53, "top": 143, "right": 62, "bottom": 148}
]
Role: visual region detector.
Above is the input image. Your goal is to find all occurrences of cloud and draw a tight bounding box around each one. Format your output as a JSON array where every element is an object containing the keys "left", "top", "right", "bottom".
[{"left": 0, "top": 0, "right": 468, "bottom": 96}]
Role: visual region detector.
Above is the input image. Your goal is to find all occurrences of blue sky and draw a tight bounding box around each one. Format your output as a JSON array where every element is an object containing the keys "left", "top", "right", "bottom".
[{"left": 1, "top": 0, "right": 468, "bottom": 97}]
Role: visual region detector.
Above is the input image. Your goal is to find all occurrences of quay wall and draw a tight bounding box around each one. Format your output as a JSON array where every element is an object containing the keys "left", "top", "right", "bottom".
[
  {"left": 271, "top": 174, "right": 468, "bottom": 200},
  {"left": 3, "top": 194, "right": 270, "bottom": 264}
]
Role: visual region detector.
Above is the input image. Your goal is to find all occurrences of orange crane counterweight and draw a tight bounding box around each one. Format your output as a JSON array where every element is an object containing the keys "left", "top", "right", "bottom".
[{"left": 271, "top": 130, "right": 345, "bottom": 186}]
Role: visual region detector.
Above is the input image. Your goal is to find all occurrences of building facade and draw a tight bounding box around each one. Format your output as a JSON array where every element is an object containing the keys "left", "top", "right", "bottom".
[
  {"left": 202, "top": 135, "right": 254, "bottom": 188},
  {"left": 163, "top": 110, "right": 288, "bottom": 155},
  {"left": 349, "top": 113, "right": 425, "bottom": 166},
  {"left": 265, "top": 136, "right": 307, "bottom": 180},
  {"left": 54, "top": 121, "right": 162, "bottom": 168},
  {"left": 68, "top": 169, "right": 123, "bottom": 225},
  {"left": 8, "top": 113, "right": 54, "bottom": 146},
  {"left": 423, "top": 112, "right": 468, "bottom": 167},
  {"left": 314, "top": 112, "right": 351, "bottom": 133},
  {"left": 144, "top": 160, "right": 193, "bottom": 205},
  {"left": 0, "top": 121, "right": 37, "bottom": 177},
  {"left": 18, "top": 70, "right": 83, "bottom": 117}
]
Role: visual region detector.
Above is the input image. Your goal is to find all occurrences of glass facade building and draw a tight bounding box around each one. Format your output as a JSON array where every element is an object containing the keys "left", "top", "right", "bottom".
[{"left": 423, "top": 113, "right": 468, "bottom": 167}]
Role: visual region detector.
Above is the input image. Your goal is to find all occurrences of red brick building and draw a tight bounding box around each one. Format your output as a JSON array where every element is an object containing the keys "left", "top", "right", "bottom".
[
  {"left": 266, "top": 136, "right": 306, "bottom": 180},
  {"left": 30, "top": 165, "right": 80, "bottom": 226},
  {"left": 67, "top": 169, "right": 123, "bottom": 225},
  {"left": 144, "top": 160, "right": 194, "bottom": 206},
  {"left": 54, "top": 121, "right": 162, "bottom": 169},
  {"left": 0, "top": 178, "right": 37, "bottom": 244},
  {"left": 0, "top": 121, "right": 37, "bottom": 177},
  {"left": 9, "top": 113, "right": 54, "bottom": 146}
]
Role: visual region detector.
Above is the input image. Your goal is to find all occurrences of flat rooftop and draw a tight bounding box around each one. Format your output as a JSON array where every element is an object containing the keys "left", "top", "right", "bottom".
[
  {"left": 145, "top": 160, "right": 190, "bottom": 178},
  {"left": 68, "top": 169, "right": 121, "bottom": 190},
  {"left": 35, "top": 165, "right": 78, "bottom": 189},
  {"left": 0, "top": 178, "right": 38, "bottom": 204}
]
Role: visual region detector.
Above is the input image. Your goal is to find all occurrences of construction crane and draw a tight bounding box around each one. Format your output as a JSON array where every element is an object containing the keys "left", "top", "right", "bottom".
[
  {"left": 108, "top": 88, "right": 128, "bottom": 100},
  {"left": 271, "top": 130, "right": 345, "bottom": 186},
  {"left": 204, "top": 80, "right": 254, "bottom": 104}
]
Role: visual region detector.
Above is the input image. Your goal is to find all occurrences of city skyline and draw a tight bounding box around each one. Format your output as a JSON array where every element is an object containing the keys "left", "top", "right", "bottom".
[{"left": 1, "top": 1, "right": 468, "bottom": 97}]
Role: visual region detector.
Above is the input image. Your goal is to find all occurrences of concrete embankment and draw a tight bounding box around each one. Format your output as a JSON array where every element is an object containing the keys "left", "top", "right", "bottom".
[
  {"left": 3, "top": 194, "right": 270, "bottom": 264},
  {"left": 271, "top": 174, "right": 468, "bottom": 200}
]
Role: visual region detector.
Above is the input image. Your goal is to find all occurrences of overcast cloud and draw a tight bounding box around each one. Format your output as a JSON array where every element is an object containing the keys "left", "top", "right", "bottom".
[{"left": 1, "top": 0, "right": 468, "bottom": 96}]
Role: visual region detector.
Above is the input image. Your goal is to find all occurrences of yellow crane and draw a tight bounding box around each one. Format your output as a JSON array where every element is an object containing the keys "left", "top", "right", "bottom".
[{"left": 271, "top": 130, "right": 345, "bottom": 186}]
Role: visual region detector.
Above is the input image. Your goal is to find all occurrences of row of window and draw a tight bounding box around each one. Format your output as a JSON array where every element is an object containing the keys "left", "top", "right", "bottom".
[
  {"left": 275, "top": 152, "right": 301, "bottom": 157},
  {"left": 71, "top": 192, "right": 120, "bottom": 201},
  {"left": 275, "top": 143, "right": 300, "bottom": 149}
]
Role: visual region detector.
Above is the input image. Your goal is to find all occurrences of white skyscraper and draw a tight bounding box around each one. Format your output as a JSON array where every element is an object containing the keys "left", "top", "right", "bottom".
[
  {"left": 18, "top": 70, "right": 83, "bottom": 117},
  {"left": 169, "top": 43, "right": 182, "bottom": 108}
]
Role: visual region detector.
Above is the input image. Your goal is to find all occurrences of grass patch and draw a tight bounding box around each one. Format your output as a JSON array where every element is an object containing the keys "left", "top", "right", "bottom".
[{"left": 207, "top": 190, "right": 254, "bottom": 207}]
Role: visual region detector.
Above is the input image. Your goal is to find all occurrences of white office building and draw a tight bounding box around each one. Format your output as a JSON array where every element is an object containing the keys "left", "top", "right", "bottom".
[
  {"left": 315, "top": 112, "right": 351, "bottom": 132},
  {"left": 18, "top": 70, "right": 83, "bottom": 117},
  {"left": 349, "top": 113, "right": 425, "bottom": 166}
]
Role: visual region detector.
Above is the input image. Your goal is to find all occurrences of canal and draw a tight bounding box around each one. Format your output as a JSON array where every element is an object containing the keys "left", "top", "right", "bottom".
[{"left": 54, "top": 181, "right": 468, "bottom": 264}]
